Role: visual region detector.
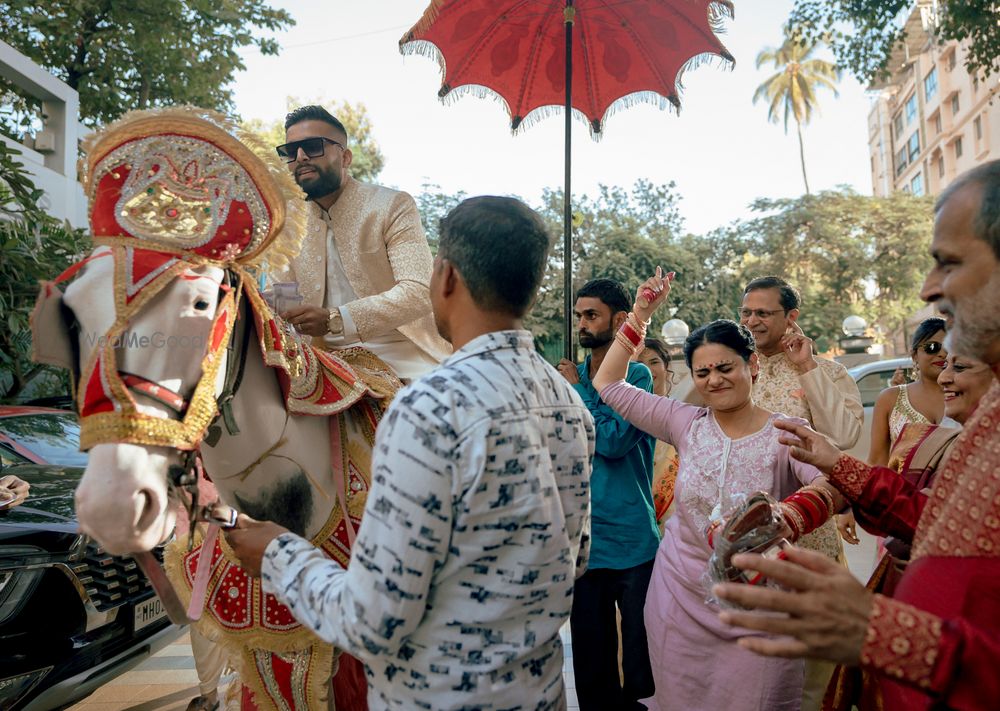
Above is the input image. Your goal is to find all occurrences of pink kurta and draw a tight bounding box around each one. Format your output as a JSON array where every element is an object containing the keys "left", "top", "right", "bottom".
[{"left": 600, "top": 380, "right": 822, "bottom": 711}]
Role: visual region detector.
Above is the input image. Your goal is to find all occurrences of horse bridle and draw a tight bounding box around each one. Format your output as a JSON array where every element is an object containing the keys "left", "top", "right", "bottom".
[{"left": 65, "top": 263, "right": 248, "bottom": 624}]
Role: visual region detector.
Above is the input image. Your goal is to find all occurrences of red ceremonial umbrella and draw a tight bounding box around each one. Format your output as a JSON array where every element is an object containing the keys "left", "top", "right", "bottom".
[{"left": 400, "top": 0, "right": 734, "bottom": 360}]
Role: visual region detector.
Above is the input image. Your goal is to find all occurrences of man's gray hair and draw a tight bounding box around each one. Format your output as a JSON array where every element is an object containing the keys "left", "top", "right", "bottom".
[{"left": 936, "top": 159, "right": 1000, "bottom": 259}]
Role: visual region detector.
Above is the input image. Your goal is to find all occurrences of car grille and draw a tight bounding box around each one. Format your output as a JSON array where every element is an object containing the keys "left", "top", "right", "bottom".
[{"left": 71, "top": 543, "right": 163, "bottom": 612}]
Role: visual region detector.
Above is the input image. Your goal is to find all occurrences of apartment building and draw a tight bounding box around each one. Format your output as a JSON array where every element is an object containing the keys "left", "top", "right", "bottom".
[{"left": 867, "top": 5, "right": 1000, "bottom": 199}]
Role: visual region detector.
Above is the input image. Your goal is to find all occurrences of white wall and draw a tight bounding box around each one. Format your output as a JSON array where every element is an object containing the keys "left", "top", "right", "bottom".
[{"left": 0, "top": 39, "right": 87, "bottom": 228}]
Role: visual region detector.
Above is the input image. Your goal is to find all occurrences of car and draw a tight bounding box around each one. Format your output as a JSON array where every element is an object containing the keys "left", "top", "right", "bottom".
[
  {"left": 845, "top": 357, "right": 914, "bottom": 461},
  {"left": 0, "top": 407, "right": 184, "bottom": 710},
  {"left": 0, "top": 406, "right": 88, "bottom": 467}
]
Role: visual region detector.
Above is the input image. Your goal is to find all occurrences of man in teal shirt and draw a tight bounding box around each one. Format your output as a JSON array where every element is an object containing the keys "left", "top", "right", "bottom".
[{"left": 558, "top": 278, "right": 658, "bottom": 710}]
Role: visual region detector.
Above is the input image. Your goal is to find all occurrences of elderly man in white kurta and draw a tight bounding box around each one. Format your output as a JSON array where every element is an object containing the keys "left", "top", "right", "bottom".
[{"left": 272, "top": 105, "right": 450, "bottom": 380}]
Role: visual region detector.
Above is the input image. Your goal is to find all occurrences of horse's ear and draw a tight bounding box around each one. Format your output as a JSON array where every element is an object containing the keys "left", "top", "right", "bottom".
[{"left": 30, "top": 282, "right": 76, "bottom": 371}]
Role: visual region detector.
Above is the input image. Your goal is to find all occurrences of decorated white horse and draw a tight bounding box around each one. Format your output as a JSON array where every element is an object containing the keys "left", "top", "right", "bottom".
[{"left": 31, "top": 109, "right": 400, "bottom": 710}]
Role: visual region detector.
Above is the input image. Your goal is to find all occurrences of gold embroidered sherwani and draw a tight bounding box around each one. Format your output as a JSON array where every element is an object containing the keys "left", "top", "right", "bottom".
[
  {"left": 271, "top": 176, "right": 451, "bottom": 369},
  {"left": 752, "top": 351, "right": 864, "bottom": 711}
]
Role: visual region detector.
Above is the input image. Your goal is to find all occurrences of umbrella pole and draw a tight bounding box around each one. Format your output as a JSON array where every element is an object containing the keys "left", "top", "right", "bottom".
[{"left": 563, "top": 2, "right": 575, "bottom": 362}]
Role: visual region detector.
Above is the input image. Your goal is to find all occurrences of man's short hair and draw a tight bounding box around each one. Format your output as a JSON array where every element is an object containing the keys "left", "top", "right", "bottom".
[
  {"left": 284, "top": 105, "right": 348, "bottom": 140},
  {"left": 743, "top": 276, "right": 801, "bottom": 312},
  {"left": 438, "top": 196, "right": 550, "bottom": 317},
  {"left": 936, "top": 159, "right": 1000, "bottom": 259},
  {"left": 576, "top": 279, "right": 631, "bottom": 316}
]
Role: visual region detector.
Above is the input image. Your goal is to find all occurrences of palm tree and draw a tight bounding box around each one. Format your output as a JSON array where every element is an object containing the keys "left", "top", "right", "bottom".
[{"left": 753, "top": 32, "right": 840, "bottom": 195}]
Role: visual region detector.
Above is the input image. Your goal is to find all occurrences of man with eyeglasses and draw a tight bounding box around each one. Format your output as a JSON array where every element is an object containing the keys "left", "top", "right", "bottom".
[
  {"left": 739, "top": 275, "right": 863, "bottom": 711},
  {"left": 269, "top": 105, "right": 450, "bottom": 380}
]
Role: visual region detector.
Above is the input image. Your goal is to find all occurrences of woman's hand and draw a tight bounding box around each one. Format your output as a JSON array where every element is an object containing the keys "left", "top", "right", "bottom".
[
  {"left": 634, "top": 267, "right": 675, "bottom": 324},
  {"left": 837, "top": 512, "right": 860, "bottom": 545}
]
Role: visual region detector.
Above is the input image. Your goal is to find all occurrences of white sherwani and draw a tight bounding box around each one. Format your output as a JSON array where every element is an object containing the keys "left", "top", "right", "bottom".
[{"left": 271, "top": 176, "right": 451, "bottom": 379}]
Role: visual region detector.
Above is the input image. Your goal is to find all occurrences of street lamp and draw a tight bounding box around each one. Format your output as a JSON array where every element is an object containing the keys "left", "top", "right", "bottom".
[
  {"left": 661, "top": 318, "right": 689, "bottom": 347},
  {"left": 839, "top": 315, "right": 873, "bottom": 354},
  {"left": 842, "top": 315, "right": 867, "bottom": 337}
]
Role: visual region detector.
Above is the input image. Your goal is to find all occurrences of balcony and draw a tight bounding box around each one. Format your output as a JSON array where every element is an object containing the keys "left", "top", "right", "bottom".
[{"left": 0, "top": 39, "right": 87, "bottom": 227}]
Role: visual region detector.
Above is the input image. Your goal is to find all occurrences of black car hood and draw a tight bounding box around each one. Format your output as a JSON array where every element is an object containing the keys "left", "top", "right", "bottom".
[{"left": 0, "top": 464, "right": 82, "bottom": 527}]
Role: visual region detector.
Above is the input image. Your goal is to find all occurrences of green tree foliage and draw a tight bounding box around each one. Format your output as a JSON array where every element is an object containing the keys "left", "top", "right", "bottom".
[
  {"left": 242, "top": 98, "right": 386, "bottom": 183},
  {"left": 413, "top": 182, "right": 467, "bottom": 252},
  {"left": 525, "top": 181, "right": 744, "bottom": 353},
  {"left": 754, "top": 31, "right": 840, "bottom": 195},
  {"left": 0, "top": 143, "right": 89, "bottom": 401},
  {"left": 0, "top": 0, "right": 293, "bottom": 126},
  {"left": 409, "top": 183, "right": 934, "bottom": 362},
  {"left": 730, "top": 189, "right": 934, "bottom": 352},
  {"left": 788, "top": 1, "right": 1000, "bottom": 84}
]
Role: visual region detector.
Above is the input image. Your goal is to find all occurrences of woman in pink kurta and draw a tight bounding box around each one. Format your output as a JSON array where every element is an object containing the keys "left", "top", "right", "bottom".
[{"left": 592, "top": 272, "right": 826, "bottom": 711}]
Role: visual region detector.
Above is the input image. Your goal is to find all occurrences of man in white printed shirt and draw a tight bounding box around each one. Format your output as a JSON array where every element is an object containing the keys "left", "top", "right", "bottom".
[{"left": 227, "top": 196, "right": 594, "bottom": 710}]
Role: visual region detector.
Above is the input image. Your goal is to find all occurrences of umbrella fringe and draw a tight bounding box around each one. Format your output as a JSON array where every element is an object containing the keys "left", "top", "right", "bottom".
[
  {"left": 674, "top": 50, "right": 736, "bottom": 95},
  {"left": 516, "top": 104, "right": 605, "bottom": 141},
  {"left": 597, "top": 91, "right": 679, "bottom": 137},
  {"left": 400, "top": 38, "right": 449, "bottom": 85},
  {"left": 708, "top": 0, "right": 735, "bottom": 34}
]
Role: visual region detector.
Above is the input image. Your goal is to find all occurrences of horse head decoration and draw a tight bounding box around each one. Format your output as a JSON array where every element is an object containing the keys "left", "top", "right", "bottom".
[{"left": 31, "top": 108, "right": 397, "bottom": 709}]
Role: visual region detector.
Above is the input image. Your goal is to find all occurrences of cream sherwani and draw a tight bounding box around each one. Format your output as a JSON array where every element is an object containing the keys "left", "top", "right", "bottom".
[
  {"left": 271, "top": 176, "right": 451, "bottom": 379},
  {"left": 752, "top": 351, "right": 864, "bottom": 711}
]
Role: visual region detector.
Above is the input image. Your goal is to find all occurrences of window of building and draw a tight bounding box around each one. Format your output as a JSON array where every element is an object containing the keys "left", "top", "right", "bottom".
[
  {"left": 933, "top": 113, "right": 942, "bottom": 134},
  {"left": 938, "top": 155, "right": 945, "bottom": 177},
  {"left": 907, "top": 131, "right": 920, "bottom": 162},
  {"left": 924, "top": 68, "right": 938, "bottom": 101},
  {"left": 974, "top": 116, "right": 983, "bottom": 140},
  {"left": 955, "top": 136, "right": 963, "bottom": 158},
  {"left": 951, "top": 93, "right": 960, "bottom": 115},
  {"left": 947, "top": 51, "right": 957, "bottom": 71},
  {"left": 893, "top": 112, "right": 904, "bottom": 139},
  {"left": 896, "top": 147, "right": 908, "bottom": 176},
  {"left": 905, "top": 94, "right": 918, "bottom": 124},
  {"left": 973, "top": 75, "right": 980, "bottom": 93},
  {"left": 911, "top": 173, "right": 925, "bottom": 196}
]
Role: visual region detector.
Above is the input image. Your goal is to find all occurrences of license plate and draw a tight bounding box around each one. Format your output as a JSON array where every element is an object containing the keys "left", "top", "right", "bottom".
[{"left": 134, "top": 595, "right": 168, "bottom": 631}]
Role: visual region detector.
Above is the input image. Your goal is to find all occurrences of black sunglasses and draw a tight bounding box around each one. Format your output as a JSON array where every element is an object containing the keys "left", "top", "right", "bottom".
[
  {"left": 275, "top": 137, "right": 343, "bottom": 162},
  {"left": 917, "top": 341, "right": 944, "bottom": 355}
]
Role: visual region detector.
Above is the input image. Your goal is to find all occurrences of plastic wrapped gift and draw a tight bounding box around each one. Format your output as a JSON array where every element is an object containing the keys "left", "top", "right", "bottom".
[{"left": 707, "top": 492, "right": 791, "bottom": 596}]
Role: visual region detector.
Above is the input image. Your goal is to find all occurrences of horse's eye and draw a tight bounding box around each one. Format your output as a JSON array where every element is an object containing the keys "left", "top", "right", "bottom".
[{"left": 194, "top": 299, "right": 210, "bottom": 311}]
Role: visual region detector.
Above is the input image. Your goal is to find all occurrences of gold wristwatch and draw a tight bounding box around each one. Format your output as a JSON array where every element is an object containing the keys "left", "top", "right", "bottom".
[{"left": 327, "top": 308, "right": 344, "bottom": 336}]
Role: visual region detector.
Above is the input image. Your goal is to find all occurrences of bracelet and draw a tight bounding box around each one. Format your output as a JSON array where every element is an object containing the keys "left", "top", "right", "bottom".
[
  {"left": 620, "top": 321, "right": 642, "bottom": 348},
  {"left": 627, "top": 311, "right": 650, "bottom": 331},
  {"left": 778, "top": 502, "right": 806, "bottom": 540},
  {"left": 807, "top": 485, "right": 836, "bottom": 518},
  {"left": 614, "top": 329, "right": 640, "bottom": 355},
  {"left": 780, "top": 486, "right": 835, "bottom": 540},
  {"left": 705, "top": 520, "right": 723, "bottom": 549}
]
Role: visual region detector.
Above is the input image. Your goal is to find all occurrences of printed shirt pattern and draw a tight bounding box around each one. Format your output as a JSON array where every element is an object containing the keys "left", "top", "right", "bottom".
[{"left": 262, "top": 330, "right": 594, "bottom": 710}]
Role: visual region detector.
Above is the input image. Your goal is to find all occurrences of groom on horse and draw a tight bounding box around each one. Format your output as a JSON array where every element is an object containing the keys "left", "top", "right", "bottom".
[{"left": 271, "top": 104, "right": 450, "bottom": 381}]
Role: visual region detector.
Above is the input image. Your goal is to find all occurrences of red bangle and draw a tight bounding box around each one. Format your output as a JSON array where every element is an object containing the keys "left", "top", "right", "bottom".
[
  {"left": 783, "top": 491, "right": 825, "bottom": 536},
  {"left": 620, "top": 322, "right": 642, "bottom": 348}
]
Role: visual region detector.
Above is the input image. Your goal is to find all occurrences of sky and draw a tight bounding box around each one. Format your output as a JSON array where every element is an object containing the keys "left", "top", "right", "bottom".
[{"left": 231, "top": 0, "right": 875, "bottom": 236}]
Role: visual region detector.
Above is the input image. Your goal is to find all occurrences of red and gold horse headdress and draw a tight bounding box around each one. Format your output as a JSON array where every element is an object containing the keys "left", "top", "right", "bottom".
[
  {"left": 84, "top": 108, "right": 302, "bottom": 266},
  {"left": 32, "top": 108, "right": 370, "bottom": 452}
]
